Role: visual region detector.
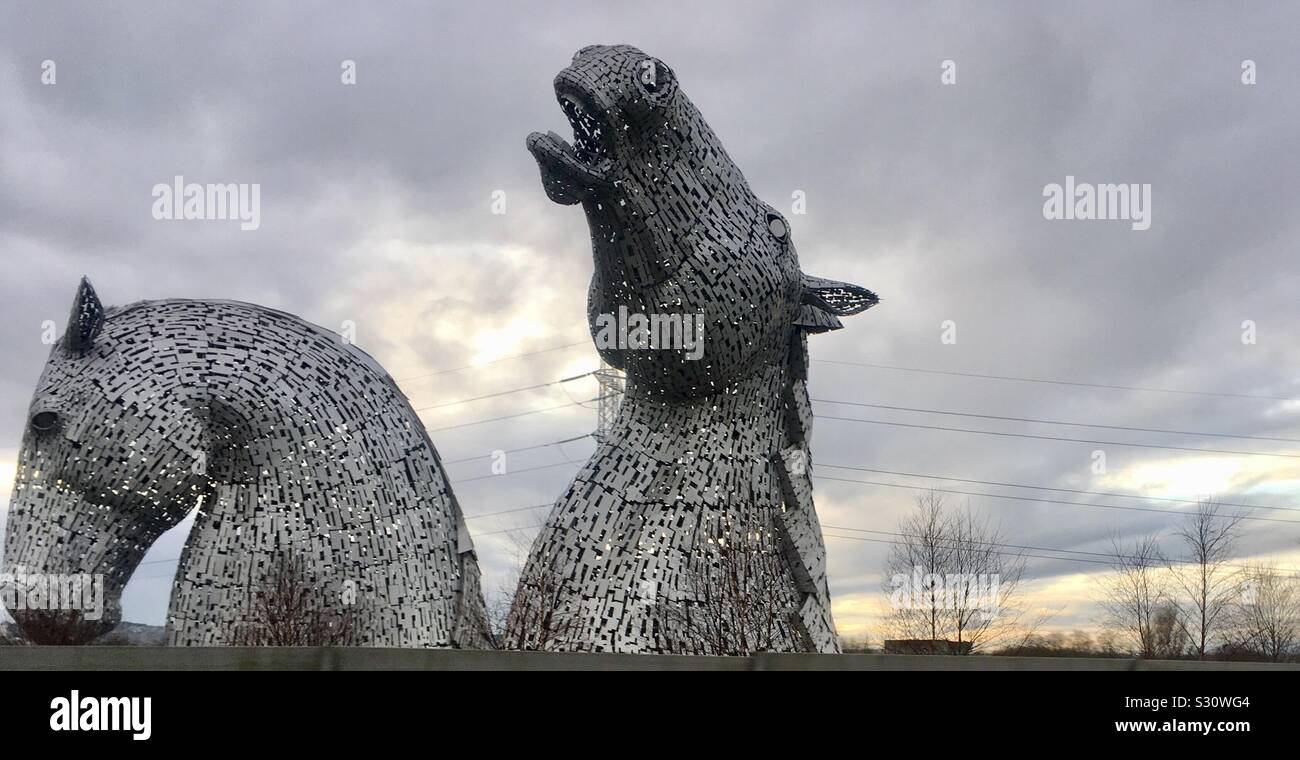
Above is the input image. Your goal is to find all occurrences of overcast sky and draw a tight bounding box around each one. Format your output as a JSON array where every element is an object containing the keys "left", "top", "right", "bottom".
[{"left": 1, "top": 1, "right": 1298, "bottom": 641}]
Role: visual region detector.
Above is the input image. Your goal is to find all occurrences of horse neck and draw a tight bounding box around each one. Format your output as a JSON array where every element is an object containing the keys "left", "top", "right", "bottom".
[{"left": 617, "top": 361, "right": 793, "bottom": 460}]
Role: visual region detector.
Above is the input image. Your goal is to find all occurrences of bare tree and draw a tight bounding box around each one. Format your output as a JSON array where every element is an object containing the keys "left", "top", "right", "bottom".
[
  {"left": 1093, "top": 629, "right": 1124, "bottom": 657},
  {"left": 1167, "top": 500, "right": 1243, "bottom": 659},
  {"left": 998, "top": 628, "right": 1131, "bottom": 658},
  {"left": 3, "top": 609, "right": 105, "bottom": 646},
  {"left": 484, "top": 519, "right": 540, "bottom": 644},
  {"left": 501, "top": 521, "right": 583, "bottom": 651},
  {"left": 882, "top": 491, "right": 1031, "bottom": 653},
  {"left": 997, "top": 604, "right": 1063, "bottom": 654},
  {"left": 945, "top": 508, "right": 1028, "bottom": 650},
  {"left": 1098, "top": 533, "right": 1176, "bottom": 657},
  {"left": 883, "top": 490, "right": 953, "bottom": 642},
  {"left": 839, "top": 634, "right": 872, "bottom": 653},
  {"left": 1150, "top": 602, "right": 1189, "bottom": 658},
  {"left": 1225, "top": 564, "right": 1299, "bottom": 661},
  {"left": 655, "top": 513, "right": 806, "bottom": 655},
  {"left": 0, "top": 621, "right": 25, "bottom": 645},
  {"left": 235, "top": 553, "right": 359, "bottom": 646}
]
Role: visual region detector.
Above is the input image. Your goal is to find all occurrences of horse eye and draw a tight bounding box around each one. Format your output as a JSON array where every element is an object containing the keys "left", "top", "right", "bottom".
[
  {"left": 767, "top": 214, "right": 788, "bottom": 241},
  {"left": 30, "top": 411, "right": 59, "bottom": 432}
]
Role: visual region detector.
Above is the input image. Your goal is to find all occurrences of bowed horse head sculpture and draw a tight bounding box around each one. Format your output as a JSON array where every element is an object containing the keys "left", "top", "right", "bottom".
[{"left": 3, "top": 278, "right": 492, "bottom": 647}]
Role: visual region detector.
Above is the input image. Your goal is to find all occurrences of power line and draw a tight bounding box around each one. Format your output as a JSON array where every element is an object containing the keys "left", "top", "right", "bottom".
[
  {"left": 464, "top": 503, "right": 553, "bottom": 521},
  {"left": 393, "top": 340, "right": 589, "bottom": 383},
  {"left": 819, "top": 463, "right": 1300, "bottom": 513},
  {"left": 456, "top": 510, "right": 1165, "bottom": 567},
  {"left": 137, "top": 557, "right": 181, "bottom": 567},
  {"left": 825, "top": 533, "right": 1300, "bottom": 578},
  {"left": 463, "top": 522, "right": 1196, "bottom": 574},
  {"left": 131, "top": 508, "right": 1300, "bottom": 578},
  {"left": 814, "top": 473, "right": 1300, "bottom": 524},
  {"left": 413, "top": 379, "right": 567, "bottom": 413},
  {"left": 461, "top": 519, "right": 1117, "bottom": 566},
  {"left": 412, "top": 371, "right": 594, "bottom": 413},
  {"left": 469, "top": 524, "right": 546, "bottom": 539},
  {"left": 821, "top": 532, "right": 1116, "bottom": 566},
  {"left": 813, "top": 398, "right": 1300, "bottom": 444},
  {"left": 442, "top": 434, "right": 593, "bottom": 465},
  {"left": 448, "top": 441, "right": 1295, "bottom": 519},
  {"left": 816, "top": 414, "right": 1300, "bottom": 459},
  {"left": 821, "top": 524, "right": 1300, "bottom": 576},
  {"left": 451, "top": 463, "right": 1300, "bottom": 566},
  {"left": 814, "top": 358, "right": 1300, "bottom": 403},
  {"left": 452, "top": 460, "right": 581, "bottom": 484},
  {"left": 423, "top": 394, "right": 613, "bottom": 433},
  {"left": 453, "top": 489, "right": 1297, "bottom": 570},
  {"left": 454, "top": 498, "right": 1299, "bottom": 573},
  {"left": 463, "top": 512, "right": 1137, "bottom": 565},
  {"left": 826, "top": 524, "right": 1121, "bottom": 561}
]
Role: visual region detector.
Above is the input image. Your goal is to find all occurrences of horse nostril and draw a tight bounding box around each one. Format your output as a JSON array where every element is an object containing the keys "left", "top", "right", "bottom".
[{"left": 30, "top": 411, "right": 59, "bottom": 432}]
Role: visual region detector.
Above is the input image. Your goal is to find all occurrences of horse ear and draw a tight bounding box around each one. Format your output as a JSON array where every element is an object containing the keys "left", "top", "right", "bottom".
[
  {"left": 65, "top": 277, "right": 105, "bottom": 355},
  {"left": 800, "top": 274, "right": 878, "bottom": 317}
]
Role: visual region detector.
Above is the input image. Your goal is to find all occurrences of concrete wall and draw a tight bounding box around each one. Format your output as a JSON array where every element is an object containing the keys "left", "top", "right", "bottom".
[{"left": 1, "top": 647, "right": 1296, "bottom": 670}]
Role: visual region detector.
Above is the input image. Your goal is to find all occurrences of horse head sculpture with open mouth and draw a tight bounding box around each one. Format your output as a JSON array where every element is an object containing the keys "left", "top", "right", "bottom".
[{"left": 513, "top": 45, "right": 878, "bottom": 653}]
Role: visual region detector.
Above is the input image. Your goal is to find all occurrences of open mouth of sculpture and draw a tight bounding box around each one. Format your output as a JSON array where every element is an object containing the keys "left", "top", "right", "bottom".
[
  {"left": 560, "top": 94, "right": 608, "bottom": 165},
  {"left": 526, "top": 89, "right": 614, "bottom": 202}
]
